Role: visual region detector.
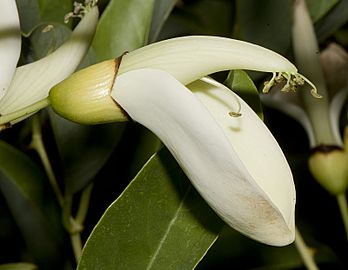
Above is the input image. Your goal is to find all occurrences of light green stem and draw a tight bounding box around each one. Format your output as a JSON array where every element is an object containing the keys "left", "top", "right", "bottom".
[
  {"left": 62, "top": 194, "right": 83, "bottom": 263},
  {"left": 76, "top": 183, "right": 94, "bottom": 225},
  {"left": 63, "top": 185, "right": 94, "bottom": 264},
  {"left": 31, "top": 115, "right": 64, "bottom": 206},
  {"left": 0, "top": 98, "right": 50, "bottom": 127},
  {"left": 70, "top": 233, "right": 82, "bottom": 263},
  {"left": 295, "top": 227, "right": 319, "bottom": 270},
  {"left": 336, "top": 193, "right": 348, "bottom": 240},
  {"left": 31, "top": 115, "right": 83, "bottom": 263}
]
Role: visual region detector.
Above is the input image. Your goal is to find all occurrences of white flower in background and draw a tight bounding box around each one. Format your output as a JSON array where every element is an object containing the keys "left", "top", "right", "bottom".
[
  {"left": 262, "top": 0, "right": 348, "bottom": 195},
  {"left": 47, "top": 35, "right": 317, "bottom": 246},
  {"left": 0, "top": 0, "right": 99, "bottom": 128}
]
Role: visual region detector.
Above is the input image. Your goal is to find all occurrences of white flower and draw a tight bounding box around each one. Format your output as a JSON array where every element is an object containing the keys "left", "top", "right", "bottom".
[
  {"left": 261, "top": 0, "right": 348, "bottom": 195},
  {"left": 0, "top": 0, "right": 99, "bottom": 127},
  {"left": 49, "top": 36, "right": 306, "bottom": 245}
]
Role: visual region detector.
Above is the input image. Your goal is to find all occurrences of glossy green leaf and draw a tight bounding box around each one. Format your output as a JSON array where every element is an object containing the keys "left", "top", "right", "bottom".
[
  {"left": 29, "top": 23, "right": 71, "bottom": 60},
  {"left": 149, "top": 0, "right": 177, "bottom": 42},
  {"left": 315, "top": 0, "right": 348, "bottom": 41},
  {"left": 237, "top": 0, "right": 292, "bottom": 55},
  {"left": 37, "top": 0, "right": 72, "bottom": 24},
  {"left": 305, "top": 0, "right": 338, "bottom": 22},
  {"left": 92, "top": 0, "right": 155, "bottom": 61},
  {"left": 159, "top": 0, "right": 234, "bottom": 39},
  {"left": 15, "top": 0, "right": 41, "bottom": 34},
  {"left": 49, "top": 111, "right": 126, "bottom": 194},
  {"left": 0, "top": 263, "right": 37, "bottom": 270},
  {"left": 0, "top": 140, "right": 65, "bottom": 267},
  {"left": 16, "top": 0, "right": 72, "bottom": 34},
  {"left": 78, "top": 148, "right": 223, "bottom": 270},
  {"left": 224, "top": 70, "right": 263, "bottom": 120}
]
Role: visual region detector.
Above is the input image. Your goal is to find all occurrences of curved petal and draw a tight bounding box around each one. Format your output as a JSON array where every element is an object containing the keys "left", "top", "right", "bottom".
[
  {"left": 111, "top": 68, "right": 295, "bottom": 246},
  {"left": 0, "top": 6, "right": 99, "bottom": 116},
  {"left": 0, "top": 0, "right": 21, "bottom": 100},
  {"left": 118, "top": 35, "right": 298, "bottom": 85}
]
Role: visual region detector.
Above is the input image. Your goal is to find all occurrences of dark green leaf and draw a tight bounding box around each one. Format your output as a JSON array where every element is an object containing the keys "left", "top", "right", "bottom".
[
  {"left": 29, "top": 23, "right": 71, "bottom": 60},
  {"left": 15, "top": 0, "right": 41, "bottom": 34},
  {"left": 149, "top": 0, "right": 177, "bottom": 42},
  {"left": 16, "top": 0, "right": 72, "bottom": 34},
  {"left": 78, "top": 148, "right": 223, "bottom": 270},
  {"left": 0, "top": 263, "right": 37, "bottom": 270},
  {"left": 0, "top": 140, "right": 65, "bottom": 267},
  {"left": 92, "top": 0, "right": 155, "bottom": 61},
  {"left": 305, "top": 0, "right": 338, "bottom": 22},
  {"left": 49, "top": 111, "right": 126, "bottom": 194},
  {"left": 158, "top": 0, "right": 234, "bottom": 39},
  {"left": 237, "top": 0, "right": 292, "bottom": 55},
  {"left": 315, "top": 0, "right": 348, "bottom": 41},
  {"left": 37, "top": 0, "right": 72, "bottom": 24},
  {"left": 224, "top": 70, "right": 263, "bottom": 120}
]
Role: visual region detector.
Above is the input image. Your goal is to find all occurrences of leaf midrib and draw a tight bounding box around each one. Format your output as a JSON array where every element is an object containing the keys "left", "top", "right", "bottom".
[{"left": 145, "top": 186, "right": 191, "bottom": 270}]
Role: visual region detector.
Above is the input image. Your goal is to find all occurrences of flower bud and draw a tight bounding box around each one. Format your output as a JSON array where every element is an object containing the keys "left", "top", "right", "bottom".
[
  {"left": 49, "top": 57, "right": 129, "bottom": 124},
  {"left": 320, "top": 43, "right": 348, "bottom": 94},
  {"left": 308, "top": 145, "right": 348, "bottom": 195}
]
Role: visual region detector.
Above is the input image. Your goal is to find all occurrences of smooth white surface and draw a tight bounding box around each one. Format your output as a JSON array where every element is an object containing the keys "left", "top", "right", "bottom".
[
  {"left": 112, "top": 68, "right": 295, "bottom": 246},
  {"left": 0, "top": 0, "right": 21, "bottom": 100},
  {"left": 119, "top": 36, "right": 298, "bottom": 85}
]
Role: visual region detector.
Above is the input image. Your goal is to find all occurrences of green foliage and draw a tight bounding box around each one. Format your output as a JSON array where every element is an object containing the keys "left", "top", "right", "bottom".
[
  {"left": 49, "top": 112, "right": 126, "bottom": 194},
  {"left": 149, "top": 0, "right": 177, "bottom": 42},
  {"left": 15, "top": 0, "right": 72, "bottom": 34},
  {"left": 315, "top": 0, "right": 348, "bottom": 41},
  {"left": 236, "top": 0, "right": 292, "bottom": 55},
  {"left": 1, "top": 0, "right": 348, "bottom": 269},
  {"left": 92, "top": 0, "right": 155, "bottom": 61},
  {"left": 305, "top": 0, "right": 339, "bottom": 22},
  {"left": 0, "top": 141, "right": 65, "bottom": 268},
  {"left": 29, "top": 23, "right": 71, "bottom": 60},
  {"left": 78, "top": 149, "right": 222, "bottom": 270}
]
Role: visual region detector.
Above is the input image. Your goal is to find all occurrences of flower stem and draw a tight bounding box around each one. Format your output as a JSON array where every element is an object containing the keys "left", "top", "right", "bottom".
[
  {"left": 0, "top": 98, "right": 50, "bottom": 127},
  {"left": 30, "top": 114, "right": 93, "bottom": 264},
  {"left": 30, "top": 115, "right": 64, "bottom": 206},
  {"left": 70, "top": 232, "right": 83, "bottom": 262},
  {"left": 336, "top": 193, "right": 348, "bottom": 240},
  {"left": 76, "top": 183, "right": 93, "bottom": 225},
  {"left": 294, "top": 227, "right": 319, "bottom": 270},
  {"left": 62, "top": 184, "right": 94, "bottom": 264}
]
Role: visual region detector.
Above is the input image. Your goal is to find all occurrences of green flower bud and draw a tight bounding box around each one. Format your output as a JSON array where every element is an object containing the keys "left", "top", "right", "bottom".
[
  {"left": 308, "top": 145, "right": 348, "bottom": 195},
  {"left": 49, "top": 57, "right": 129, "bottom": 124}
]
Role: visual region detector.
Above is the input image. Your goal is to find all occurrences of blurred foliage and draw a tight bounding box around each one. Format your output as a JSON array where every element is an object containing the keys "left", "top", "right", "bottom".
[{"left": 1, "top": 0, "right": 348, "bottom": 269}]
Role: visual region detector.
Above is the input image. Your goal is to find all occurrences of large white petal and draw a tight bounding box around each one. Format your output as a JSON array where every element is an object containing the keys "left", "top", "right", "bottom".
[
  {"left": 0, "top": 0, "right": 21, "bottom": 100},
  {"left": 0, "top": 6, "right": 99, "bottom": 116},
  {"left": 111, "top": 68, "right": 295, "bottom": 246}
]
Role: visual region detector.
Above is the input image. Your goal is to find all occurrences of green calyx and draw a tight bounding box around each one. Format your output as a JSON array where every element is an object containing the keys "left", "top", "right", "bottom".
[
  {"left": 49, "top": 57, "right": 129, "bottom": 125},
  {"left": 308, "top": 145, "right": 348, "bottom": 195}
]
